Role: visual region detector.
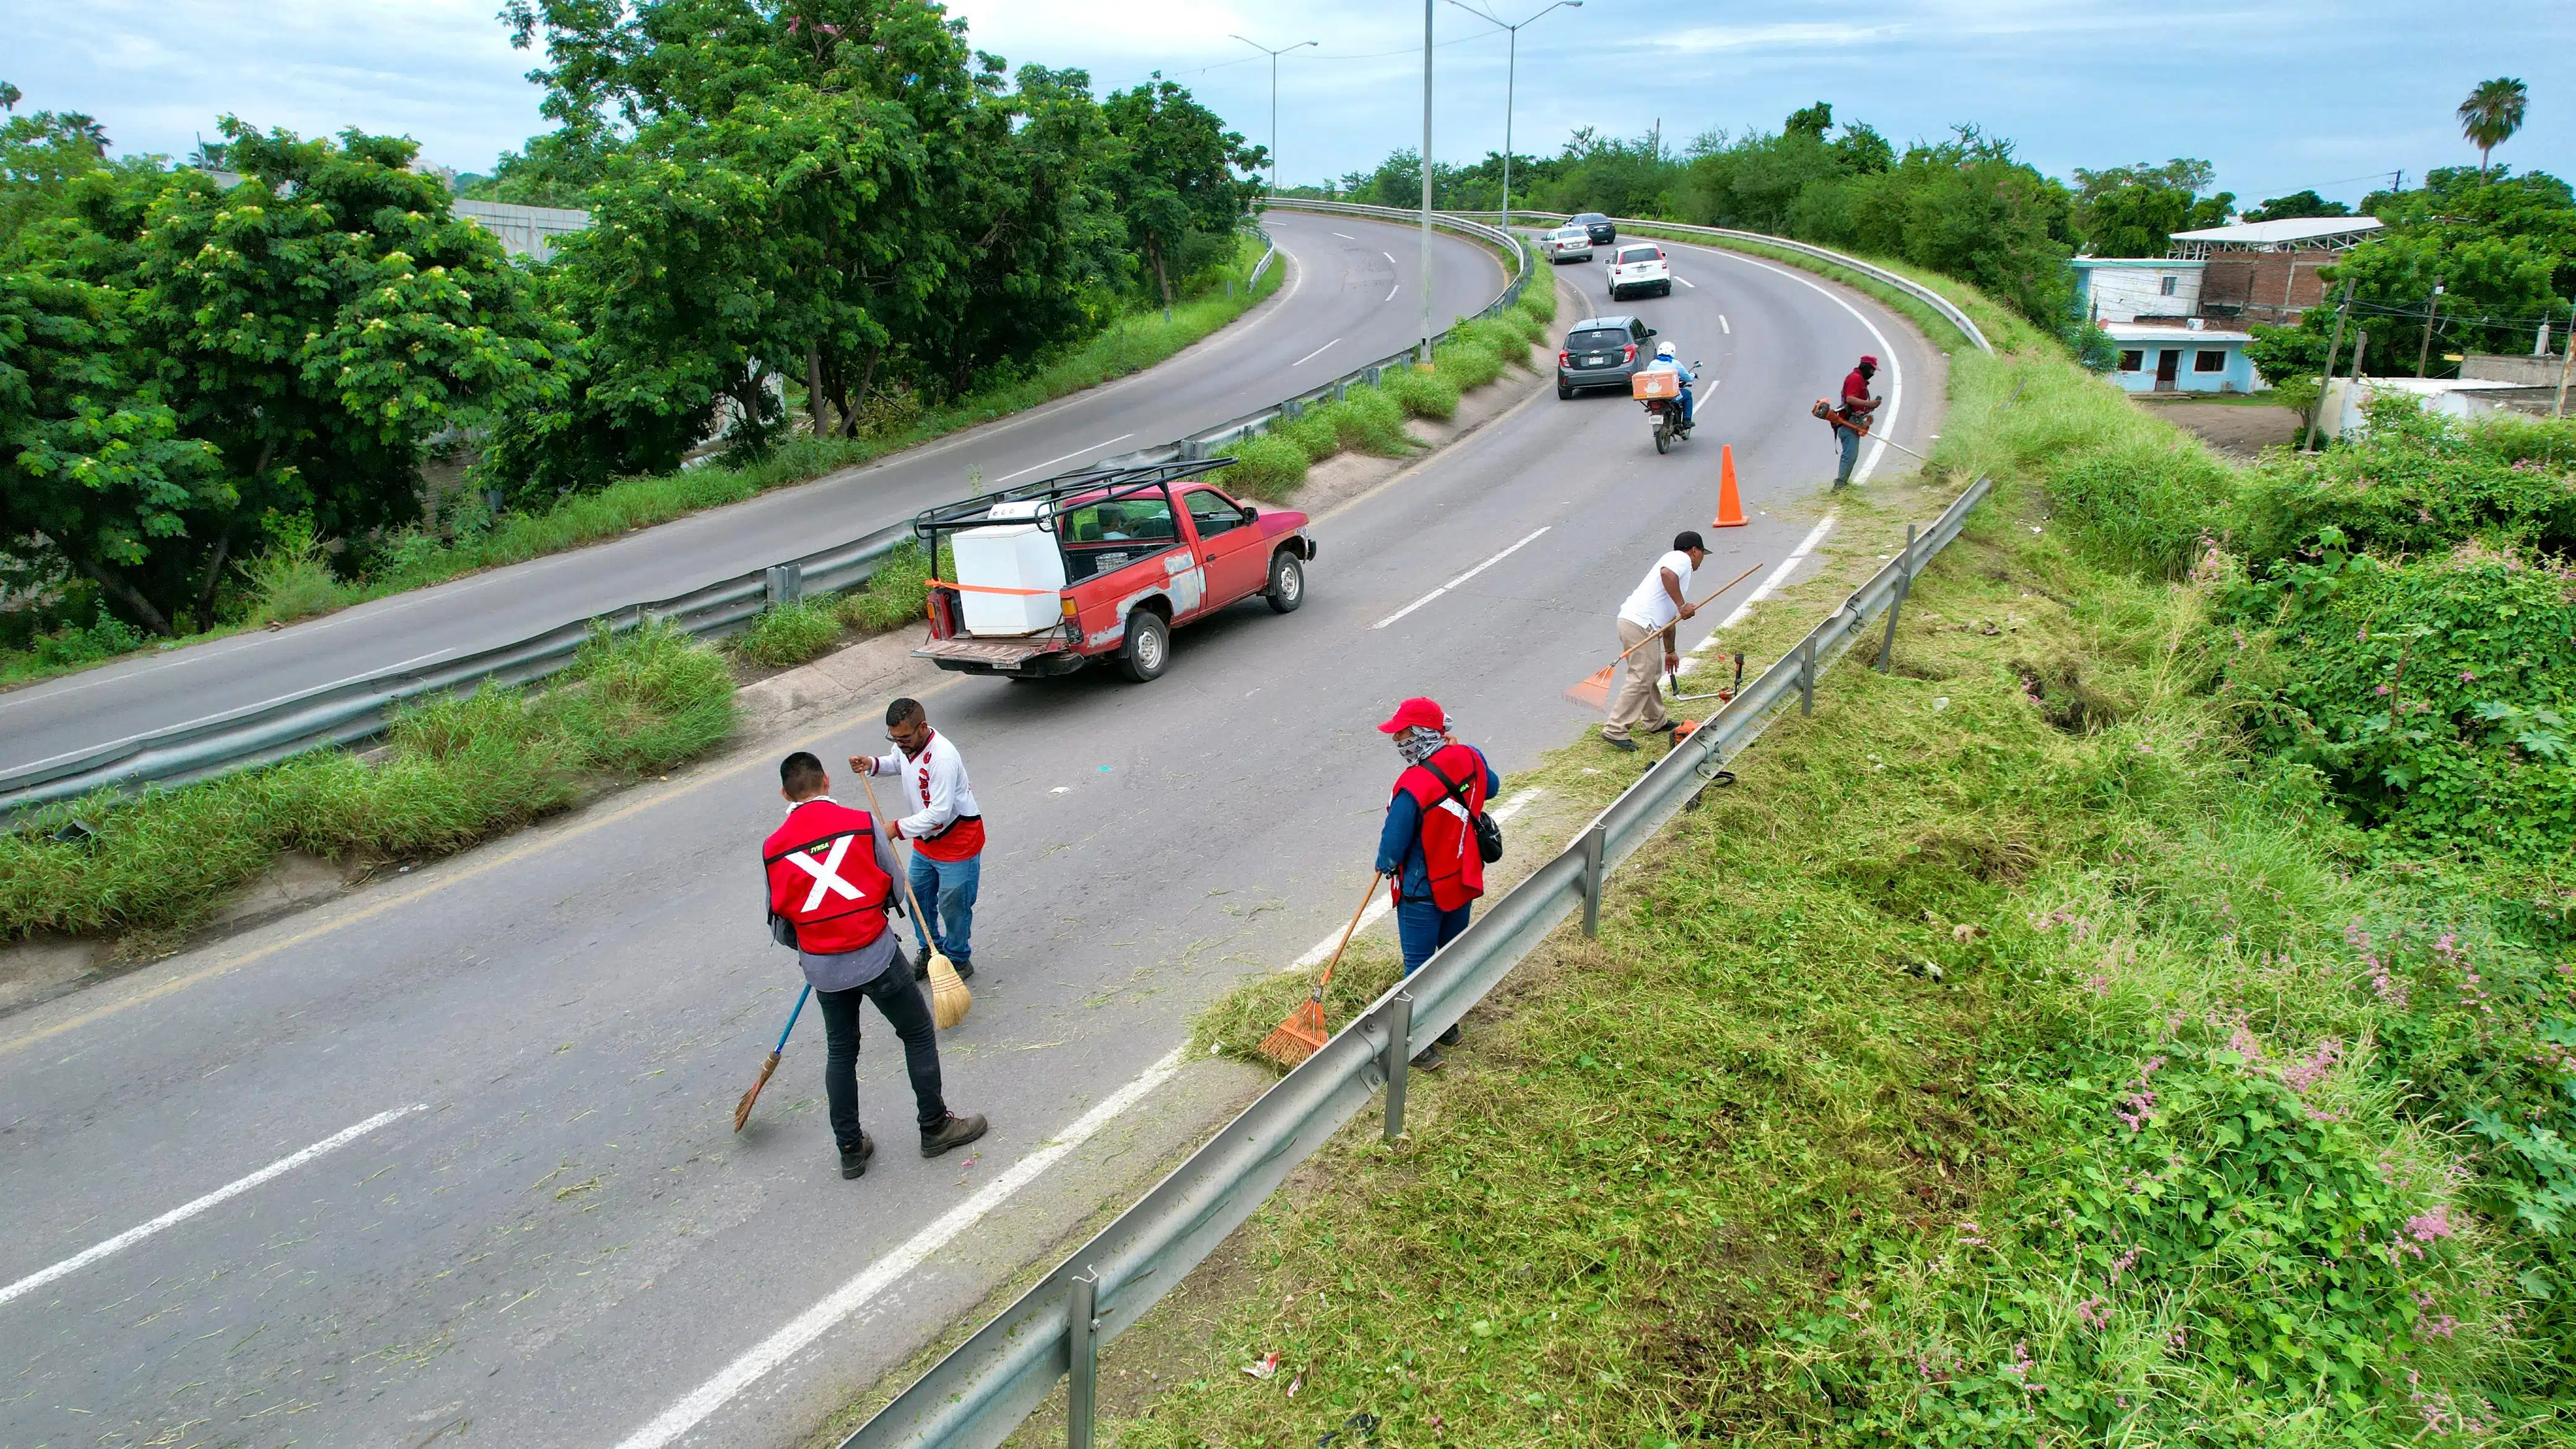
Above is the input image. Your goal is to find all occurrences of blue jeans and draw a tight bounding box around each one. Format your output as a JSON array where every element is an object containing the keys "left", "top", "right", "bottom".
[
  {"left": 907, "top": 851, "right": 980, "bottom": 966},
  {"left": 1677, "top": 386, "right": 1694, "bottom": 427},
  {"left": 1395, "top": 896, "right": 1472, "bottom": 977},
  {"left": 1835, "top": 422, "right": 1863, "bottom": 485}
]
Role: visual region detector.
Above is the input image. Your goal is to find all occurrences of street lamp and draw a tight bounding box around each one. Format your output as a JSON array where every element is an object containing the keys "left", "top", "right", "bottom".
[
  {"left": 1230, "top": 35, "right": 1318, "bottom": 196},
  {"left": 1443, "top": 0, "right": 1582, "bottom": 231}
]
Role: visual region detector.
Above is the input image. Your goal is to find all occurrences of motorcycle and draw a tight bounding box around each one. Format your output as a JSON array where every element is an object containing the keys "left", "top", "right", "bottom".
[{"left": 1638, "top": 360, "right": 1701, "bottom": 454}]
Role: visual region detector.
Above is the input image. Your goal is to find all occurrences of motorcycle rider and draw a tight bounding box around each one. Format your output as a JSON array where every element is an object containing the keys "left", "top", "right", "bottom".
[{"left": 1643, "top": 342, "right": 1694, "bottom": 435}]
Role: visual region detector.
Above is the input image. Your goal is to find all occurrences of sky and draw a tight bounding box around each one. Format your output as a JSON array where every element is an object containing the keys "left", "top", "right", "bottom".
[{"left": 5, "top": 0, "right": 2570, "bottom": 210}]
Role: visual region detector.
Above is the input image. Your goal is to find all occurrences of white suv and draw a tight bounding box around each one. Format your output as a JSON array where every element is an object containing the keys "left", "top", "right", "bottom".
[
  {"left": 1539, "top": 224, "right": 1593, "bottom": 263},
  {"left": 1606, "top": 242, "right": 1670, "bottom": 301}
]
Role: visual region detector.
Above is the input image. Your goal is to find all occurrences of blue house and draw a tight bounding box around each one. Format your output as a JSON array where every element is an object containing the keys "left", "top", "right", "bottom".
[{"left": 2102, "top": 321, "right": 2263, "bottom": 394}]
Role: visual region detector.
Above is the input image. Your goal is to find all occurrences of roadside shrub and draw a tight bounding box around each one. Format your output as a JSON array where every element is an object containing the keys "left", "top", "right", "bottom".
[
  {"left": 1518, "top": 273, "right": 1558, "bottom": 326},
  {"left": 1432, "top": 336, "right": 1508, "bottom": 391},
  {"left": 1382, "top": 364, "right": 1461, "bottom": 422},
  {"left": 31, "top": 614, "right": 146, "bottom": 668},
  {"left": 2047, "top": 438, "right": 2237, "bottom": 579},
  {"left": 728, "top": 598, "right": 846, "bottom": 669},
  {"left": 1273, "top": 408, "right": 1340, "bottom": 463},
  {"left": 844, "top": 539, "right": 936, "bottom": 632},
  {"left": 547, "top": 620, "right": 737, "bottom": 772},
  {"left": 238, "top": 515, "right": 355, "bottom": 627},
  {"left": 1212, "top": 432, "right": 1311, "bottom": 498},
  {"left": 2236, "top": 400, "right": 2576, "bottom": 568},
  {"left": 1318, "top": 386, "right": 1413, "bottom": 456}
]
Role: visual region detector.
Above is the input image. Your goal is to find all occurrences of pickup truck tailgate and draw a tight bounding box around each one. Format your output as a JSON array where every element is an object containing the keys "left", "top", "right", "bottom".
[{"left": 913, "top": 637, "right": 1065, "bottom": 668}]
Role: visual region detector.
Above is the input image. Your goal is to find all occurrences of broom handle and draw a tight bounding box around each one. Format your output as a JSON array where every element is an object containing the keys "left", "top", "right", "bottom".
[
  {"left": 1313, "top": 874, "right": 1386, "bottom": 998},
  {"left": 774, "top": 983, "right": 812, "bottom": 1053},
  {"left": 1611, "top": 564, "right": 1764, "bottom": 665},
  {"left": 856, "top": 768, "right": 937, "bottom": 932}
]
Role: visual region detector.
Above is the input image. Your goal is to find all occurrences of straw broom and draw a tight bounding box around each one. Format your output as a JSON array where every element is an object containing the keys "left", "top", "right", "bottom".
[
  {"left": 734, "top": 983, "right": 811, "bottom": 1131},
  {"left": 1260, "top": 874, "right": 1386, "bottom": 1069},
  {"left": 859, "top": 770, "right": 973, "bottom": 1030},
  {"left": 1565, "top": 564, "right": 1764, "bottom": 708}
]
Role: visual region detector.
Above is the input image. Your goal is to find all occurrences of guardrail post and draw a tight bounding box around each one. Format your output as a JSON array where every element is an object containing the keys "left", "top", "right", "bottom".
[
  {"left": 1797, "top": 637, "right": 1817, "bottom": 716},
  {"left": 1067, "top": 1271, "right": 1100, "bottom": 1449},
  {"left": 1578, "top": 821, "right": 1607, "bottom": 938},
  {"left": 1382, "top": 992, "right": 1413, "bottom": 1142},
  {"left": 765, "top": 564, "right": 803, "bottom": 609},
  {"left": 1876, "top": 523, "right": 1918, "bottom": 674}
]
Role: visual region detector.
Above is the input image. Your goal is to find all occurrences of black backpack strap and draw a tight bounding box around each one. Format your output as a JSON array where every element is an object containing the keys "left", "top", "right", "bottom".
[{"left": 1419, "top": 758, "right": 1476, "bottom": 814}]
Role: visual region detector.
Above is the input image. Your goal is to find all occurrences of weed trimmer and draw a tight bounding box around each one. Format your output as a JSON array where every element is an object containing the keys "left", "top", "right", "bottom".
[
  {"left": 1668, "top": 649, "right": 1744, "bottom": 705},
  {"left": 1565, "top": 564, "right": 1764, "bottom": 708},
  {"left": 734, "top": 983, "right": 811, "bottom": 1131},
  {"left": 858, "top": 771, "right": 973, "bottom": 1030},
  {"left": 1812, "top": 401, "right": 1939, "bottom": 468},
  {"left": 1259, "top": 875, "right": 1385, "bottom": 1069}
]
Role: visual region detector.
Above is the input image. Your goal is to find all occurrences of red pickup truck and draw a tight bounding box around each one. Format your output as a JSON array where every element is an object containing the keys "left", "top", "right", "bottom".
[{"left": 912, "top": 460, "right": 1318, "bottom": 682}]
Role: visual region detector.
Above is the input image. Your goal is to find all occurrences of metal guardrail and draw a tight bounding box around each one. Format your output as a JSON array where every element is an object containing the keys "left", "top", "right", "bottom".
[
  {"left": 0, "top": 212, "right": 1523, "bottom": 822},
  {"left": 837, "top": 473, "right": 1993, "bottom": 1449},
  {"left": 1505, "top": 209, "right": 1991, "bottom": 354}
]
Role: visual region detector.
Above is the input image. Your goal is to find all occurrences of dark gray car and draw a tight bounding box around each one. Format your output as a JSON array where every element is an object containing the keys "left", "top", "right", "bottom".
[
  {"left": 1572, "top": 211, "right": 1617, "bottom": 245},
  {"left": 1556, "top": 314, "right": 1656, "bottom": 399}
]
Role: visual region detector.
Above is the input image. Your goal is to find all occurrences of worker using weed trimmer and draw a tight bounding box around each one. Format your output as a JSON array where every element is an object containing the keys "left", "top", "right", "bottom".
[
  {"left": 1825, "top": 354, "right": 1884, "bottom": 489},
  {"left": 1373, "top": 697, "right": 1502, "bottom": 1072},
  {"left": 851, "top": 698, "right": 985, "bottom": 981},
  {"left": 765, "top": 751, "right": 988, "bottom": 1178},
  {"left": 1603, "top": 531, "right": 1708, "bottom": 753}
]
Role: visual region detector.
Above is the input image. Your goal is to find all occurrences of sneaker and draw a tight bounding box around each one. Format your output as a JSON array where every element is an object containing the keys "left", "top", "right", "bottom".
[
  {"left": 838, "top": 1132, "right": 876, "bottom": 1180},
  {"left": 920, "top": 1112, "right": 989, "bottom": 1158},
  {"left": 1647, "top": 718, "right": 1679, "bottom": 735},
  {"left": 912, "top": 955, "right": 928, "bottom": 982},
  {"left": 951, "top": 958, "right": 975, "bottom": 981},
  {"left": 1603, "top": 736, "right": 1638, "bottom": 753},
  {"left": 1437, "top": 1024, "right": 1463, "bottom": 1048},
  {"left": 1409, "top": 1043, "right": 1445, "bottom": 1071}
]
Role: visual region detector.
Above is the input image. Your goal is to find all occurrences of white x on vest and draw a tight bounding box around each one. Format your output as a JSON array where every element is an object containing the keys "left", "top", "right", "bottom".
[{"left": 785, "top": 835, "right": 862, "bottom": 913}]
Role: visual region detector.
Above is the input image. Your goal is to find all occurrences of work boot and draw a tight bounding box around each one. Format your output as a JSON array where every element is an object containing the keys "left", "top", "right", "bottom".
[
  {"left": 952, "top": 957, "right": 975, "bottom": 981},
  {"left": 839, "top": 1132, "right": 876, "bottom": 1180},
  {"left": 1409, "top": 1043, "right": 1445, "bottom": 1071},
  {"left": 1437, "top": 1024, "right": 1463, "bottom": 1048},
  {"left": 921, "top": 1112, "right": 988, "bottom": 1158},
  {"left": 1603, "top": 735, "right": 1638, "bottom": 753},
  {"left": 1647, "top": 718, "right": 1678, "bottom": 735}
]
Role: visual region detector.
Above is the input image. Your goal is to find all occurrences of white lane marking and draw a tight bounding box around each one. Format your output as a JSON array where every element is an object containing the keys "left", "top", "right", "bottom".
[
  {"left": 1287, "top": 790, "right": 1546, "bottom": 971},
  {"left": 1370, "top": 526, "right": 1551, "bottom": 630},
  {"left": 993, "top": 433, "right": 1135, "bottom": 485},
  {"left": 7, "top": 650, "right": 456, "bottom": 775},
  {"left": 611, "top": 1052, "right": 1186, "bottom": 1449},
  {"left": 1333, "top": 231, "right": 1356, "bottom": 239},
  {"left": 1712, "top": 515, "right": 1838, "bottom": 632},
  {"left": 1292, "top": 337, "right": 1342, "bottom": 367},
  {"left": 1718, "top": 313, "right": 1730, "bottom": 333},
  {"left": 1383, "top": 251, "right": 1396, "bottom": 268},
  {"left": 1384, "top": 283, "right": 1399, "bottom": 303},
  {"left": 0, "top": 1104, "right": 425, "bottom": 1310},
  {"left": 1675, "top": 276, "right": 1697, "bottom": 290},
  {"left": 1684, "top": 245, "right": 1904, "bottom": 484}
]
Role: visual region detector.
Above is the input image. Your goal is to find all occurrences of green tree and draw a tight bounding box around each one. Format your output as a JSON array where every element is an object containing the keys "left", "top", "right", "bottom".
[
  {"left": 2243, "top": 189, "right": 2351, "bottom": 222},
  {"left": 0, "top": 89, "right": 112, "bottom": 251},
  {"left": 1100, "top": 73, "right": 1263, "bottom": 308},
  {"left": 2459, "top": 77, "right": 2528, "bottom": 175},
  {"left": 2070, "top": 158, "right": 2232, "bottom": 255},
  {"left": 1783, "top": 101, "right": 1834, "bottom": 140}
]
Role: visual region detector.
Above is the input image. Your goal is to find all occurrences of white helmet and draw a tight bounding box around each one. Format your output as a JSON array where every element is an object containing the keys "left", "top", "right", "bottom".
[{"left": 1654, "top": 342, "right": 1676, "bottom": 361}]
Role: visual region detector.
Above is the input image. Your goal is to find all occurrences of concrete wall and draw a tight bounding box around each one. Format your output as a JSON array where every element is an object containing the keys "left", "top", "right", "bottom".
[
  {"left": 2076, "top": 264, "right": 2203, "bottom": 323},
  {"left": 2461, "top": 353, "right": 2571, "bottom": 387},
  {"left": 450, "top": 199, "right": 592, "bottom": 262},
  {"left": 2108, "top": 336, "right": 2261, "bottom": 394}
]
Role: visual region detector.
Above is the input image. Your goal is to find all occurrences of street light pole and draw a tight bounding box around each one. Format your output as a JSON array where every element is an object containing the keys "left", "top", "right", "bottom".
[
  {"left": 1444, "top": 1, "right": 1583, "bottom": 231},
  {"left": 1420, "top": 0, "right": 1434, "bottom": 362},
  {"left": 1230, "top": 35, "right": 1317, "bottom": 196}
]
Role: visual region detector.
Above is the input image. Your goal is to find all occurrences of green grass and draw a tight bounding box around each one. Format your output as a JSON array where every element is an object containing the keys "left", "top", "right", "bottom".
[
  {"left": 726, "top": 598, "right": 848, "bottom": 669},
  {"left": 1, "top": 620, "right": 736, "bottom": 942},
  {"left": 1090, "top": 276, "right": 2572, "bottom": 1448},
  {"left": 0, "top": 236, "right": 1286, "bottom": 689}
]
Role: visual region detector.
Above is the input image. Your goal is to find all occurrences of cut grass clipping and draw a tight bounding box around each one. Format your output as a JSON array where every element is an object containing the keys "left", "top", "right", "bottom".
[
  {"left": 1101, "top": 285, "right": 2570, "bottom": 1444},
  {"left": 2, "top": 622, "right": 736, "bottom": 942},
  {"left": 1212, "top": 280, "right": 1557, "bottom": 500}
]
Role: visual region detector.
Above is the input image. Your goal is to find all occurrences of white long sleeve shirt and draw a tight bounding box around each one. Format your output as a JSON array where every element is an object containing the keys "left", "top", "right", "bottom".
[{"left": 862, "top": 729, "right": 980, "bottom": 843}]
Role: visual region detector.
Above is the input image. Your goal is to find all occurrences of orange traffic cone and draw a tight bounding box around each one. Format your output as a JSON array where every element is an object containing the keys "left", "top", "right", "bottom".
[{"left": 1712, "top": 445, "right": 1747, "bottom": 528}]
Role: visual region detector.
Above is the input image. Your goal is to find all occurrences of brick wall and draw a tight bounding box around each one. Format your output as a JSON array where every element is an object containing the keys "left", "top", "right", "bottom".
[{"left": 2196, "top": 249, "right": 2339, "bottom": 326}]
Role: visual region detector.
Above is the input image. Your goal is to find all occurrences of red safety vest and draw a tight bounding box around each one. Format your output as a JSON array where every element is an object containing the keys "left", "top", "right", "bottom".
[
  {"left": 764, "top": 799, "right": 893, "bottom": 955},
  {"left": 1392, "top": 742, "right": 1489, "bottom": 911}
]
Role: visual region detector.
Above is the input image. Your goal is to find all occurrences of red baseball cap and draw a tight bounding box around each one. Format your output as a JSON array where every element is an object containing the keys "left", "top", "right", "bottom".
[
  {"left": 1377, "top": 697, "right": 1448, "bottom": 734},
  {"left": 1859, "top": 354, "right": 1879, "bottom": 367}
]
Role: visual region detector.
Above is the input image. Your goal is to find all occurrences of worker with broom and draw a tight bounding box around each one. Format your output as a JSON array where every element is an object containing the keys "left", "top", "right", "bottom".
[
  {"left": 1374, "top": 697, "right": 1502, "bottom": 1071},
  {"left": 850, "top": 698, "right": 985, "bottom": 981},
  {"left": 766, "top": 751, "right": 988, "bottom": 1178},
  {"left": 1830, "top": 354, "right": 1884, "bottom": 489},
  {"left": 1603, "top": 531, "right": 1709, "bottom": 753}
]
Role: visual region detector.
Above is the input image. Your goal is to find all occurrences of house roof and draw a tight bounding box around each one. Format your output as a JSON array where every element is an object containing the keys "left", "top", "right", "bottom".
[
  {"left": 2169, "top": 216, "right": 2386, "bottom": 250},
  {"left": 2103, "top": 323, "right": 2253, "bottom": 344},
  {"left": 2069, "top": 257, "right": 2206, "bottom": 269}
]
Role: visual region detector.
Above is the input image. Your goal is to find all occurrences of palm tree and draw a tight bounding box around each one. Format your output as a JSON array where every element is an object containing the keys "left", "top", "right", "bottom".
[{"left": 2458, "top": 77, "right": 2528, "bottom": 175}]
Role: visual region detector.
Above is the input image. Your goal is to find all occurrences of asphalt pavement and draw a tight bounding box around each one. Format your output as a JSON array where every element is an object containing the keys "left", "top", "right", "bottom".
[
  {"left": 0, "top": 231, "right": 1941, "bottom": 1449},
  {"left": 0, "top": 212, "right": 1505, "bottom": 781}
]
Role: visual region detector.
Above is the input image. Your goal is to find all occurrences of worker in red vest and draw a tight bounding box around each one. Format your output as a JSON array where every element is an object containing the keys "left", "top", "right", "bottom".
[
  {"left": 1373, "top": 697, "right": 1502, "bottom": 1071},
  {"left": 767, "top": 751, "right": 987, "bottom": 1179}
]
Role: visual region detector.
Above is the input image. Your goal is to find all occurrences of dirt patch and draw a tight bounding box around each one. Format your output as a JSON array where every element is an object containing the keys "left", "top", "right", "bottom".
[{"left": 2133, "top": 398, "right": 2301, "bottom": 459}]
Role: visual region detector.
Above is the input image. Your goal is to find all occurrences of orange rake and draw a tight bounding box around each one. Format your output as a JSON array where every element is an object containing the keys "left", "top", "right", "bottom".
[
  {"left": 1565, "top": 564, "right": 1764, "bottom": 708},
  {"left": 1258, "top": 875, "right": 1386, "bottom": 1069}
]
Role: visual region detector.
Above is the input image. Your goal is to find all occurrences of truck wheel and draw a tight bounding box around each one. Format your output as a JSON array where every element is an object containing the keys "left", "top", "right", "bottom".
[
  {"left": 1117, "top": 610, "right": 1169, "bottom": 682},
  {"left": 1264, "top": 551, "right": 1305, "bottom": 614}
]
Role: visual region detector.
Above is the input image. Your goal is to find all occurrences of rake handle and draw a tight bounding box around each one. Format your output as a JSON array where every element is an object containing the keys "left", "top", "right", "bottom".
[
  {"left": 1312, "top": 874, "right": 1386, "bottom": 1001},
  {"left": 1610, "top": 564, "right": 1765, "bottom": 665}
]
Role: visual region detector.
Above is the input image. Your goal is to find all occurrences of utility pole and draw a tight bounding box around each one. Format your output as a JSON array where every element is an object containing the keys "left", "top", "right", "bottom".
[
  {"left": 1442, "top": 1, "right": 1582, "bottom": 231},
  {"left": 1419, "top": 0, "right": 1435, "bottom": 363},
  {"left": 2556, "top": 301, "right": 2575, "bottom": 417},
  {"left": 2303, "top": 282, "right": 2352, "bottom": 453},
  {"left": 2416, "top": 277, "right": 2443, "bottom": 377},
  {"left": 1230, "top": 35, "right": 1317, "bottom": 197}
]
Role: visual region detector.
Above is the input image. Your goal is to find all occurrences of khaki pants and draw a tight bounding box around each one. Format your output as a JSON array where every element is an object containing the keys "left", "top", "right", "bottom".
[{"left": 1603, "top": 617, "right": 1669, "bottom": 741}]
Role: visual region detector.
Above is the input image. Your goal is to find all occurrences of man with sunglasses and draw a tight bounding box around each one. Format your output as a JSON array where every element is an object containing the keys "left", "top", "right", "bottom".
[{"left": 850, "top": 698, "right": 986, "bottom": 980}]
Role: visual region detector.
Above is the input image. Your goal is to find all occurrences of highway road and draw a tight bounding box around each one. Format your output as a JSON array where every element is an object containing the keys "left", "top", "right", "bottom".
[
  {"left": 0, "top": 230, "right": 1943, "bottom": 1448},
  {"left": 0, "top": 211, "right": 1505, "bottom": 782}
]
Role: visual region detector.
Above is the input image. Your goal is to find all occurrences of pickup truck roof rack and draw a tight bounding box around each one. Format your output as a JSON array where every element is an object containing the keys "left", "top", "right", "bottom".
[{"left": 912, "top": 458, "right": 1229, "bottom": 542}]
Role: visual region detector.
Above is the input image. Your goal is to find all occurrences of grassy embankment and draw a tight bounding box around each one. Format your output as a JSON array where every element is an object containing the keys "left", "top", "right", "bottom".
[
  {"left": 1071, "top": 261, "right": 2575, "bottom": 1445},
  {"left": 2, "top": 622, "right": 734, "bottom": 951},
  {"left": 0, "top": 237, "right": 1287, "bottom": 691}
]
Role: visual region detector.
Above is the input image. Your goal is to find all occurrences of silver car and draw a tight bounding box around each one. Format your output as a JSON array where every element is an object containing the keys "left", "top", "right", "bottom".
[{"left": 1540, "top": 224, "right": 1593, "bottom": 263}]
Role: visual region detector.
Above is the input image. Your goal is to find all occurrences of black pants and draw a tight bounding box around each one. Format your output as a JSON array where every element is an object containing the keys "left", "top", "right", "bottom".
[{"left": 817, "top": 960, "right": 947, "bottom": 1149}]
